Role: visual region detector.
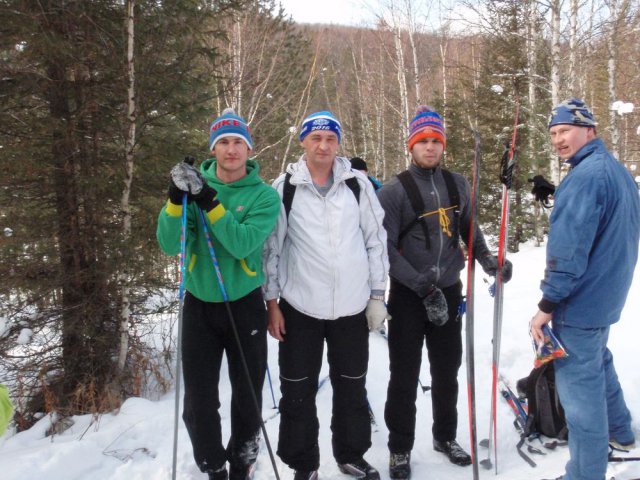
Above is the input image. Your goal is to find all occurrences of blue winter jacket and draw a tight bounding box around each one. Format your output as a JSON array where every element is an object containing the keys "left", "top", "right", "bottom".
[{"left": 540, "top": 138, "right": 640, "bottom": 328}]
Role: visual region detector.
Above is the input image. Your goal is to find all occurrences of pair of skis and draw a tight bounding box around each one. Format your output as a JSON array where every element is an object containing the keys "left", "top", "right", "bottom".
[
  {"left": 481, "top": 100, "right": 520, "bottom": 474},
  {"left": 465, "top": 99, "right": 520, "bottom": 479}
]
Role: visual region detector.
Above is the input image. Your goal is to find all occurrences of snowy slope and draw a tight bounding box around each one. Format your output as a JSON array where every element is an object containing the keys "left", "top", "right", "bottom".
[{"left": 1, "top": 242, "right": 639, "bottom": 480}]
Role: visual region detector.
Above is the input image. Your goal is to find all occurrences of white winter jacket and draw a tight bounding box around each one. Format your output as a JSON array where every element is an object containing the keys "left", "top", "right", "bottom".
[{"left": 263, "top": 156, "right": 389, "bottom": 320}]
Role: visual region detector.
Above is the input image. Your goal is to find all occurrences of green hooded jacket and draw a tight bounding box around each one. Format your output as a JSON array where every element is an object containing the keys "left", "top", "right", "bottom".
[{"left": 157, "top": 158, "right": 280, "bottom": 302}]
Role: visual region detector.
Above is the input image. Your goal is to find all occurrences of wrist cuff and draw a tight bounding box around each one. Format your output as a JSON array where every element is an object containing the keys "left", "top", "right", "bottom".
[
  {"left": 538, "top": 298, "right": 557, "bottom": 314},
  {"left": 205, "top": 201, "right": 225, "bottom": 224},
  {"left": 422, "top": 285, "right": 437, "bottom": 298},
  {"left": 165, "top": 200, "right": 183, "bottom": 217}
]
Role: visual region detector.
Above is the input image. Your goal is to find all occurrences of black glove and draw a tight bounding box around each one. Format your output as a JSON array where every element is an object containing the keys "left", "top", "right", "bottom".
[
  {"left": 168, "top": 180, "right": 186, "bottom": 205},
  {"left": 479, "top": 255, "right": 513, "bottom": 283},
  {"left": 193, "top": 183, "right": 220, "bottom": 212},
  {"left": 528, "top": 175, "right": 555, "bottom": 205},
  {"left": 423, "top": 287, "right": 449, "bottom": 326}
]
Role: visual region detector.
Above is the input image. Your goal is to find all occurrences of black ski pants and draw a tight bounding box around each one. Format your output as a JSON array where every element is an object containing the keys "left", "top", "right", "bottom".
[
  {"left": 276, "top": 299, "right": 371, "bottom": 471},
  {"left": 384, "top": 279, "right": 464, "bottom": 454},
  {"left": 181, "top": 289, "right": 267, "bottom": 473}
]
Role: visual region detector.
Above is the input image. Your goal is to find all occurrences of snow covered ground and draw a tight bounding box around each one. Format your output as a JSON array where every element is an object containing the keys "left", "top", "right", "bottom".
[{"left": 1, "top": 242, "right": 639, "bottom": 479}]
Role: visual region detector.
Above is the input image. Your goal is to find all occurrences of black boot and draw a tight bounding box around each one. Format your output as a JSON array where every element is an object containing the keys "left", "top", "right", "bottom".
[
  {"left": 207, "top": 466, "right": 228, "bottom": 480},
  {"left": 228, "top": 462, "right": 255, "bottom": 480},
  {"left": 229, "top": 434, "right": 260, "bottom": 480},
  {"left": 293, "top": 470, "right": 318, "bottom": 480},
  {"left": 433, "top": 439, "right": 472, "bottom": 466},
  {"left": 389, "top": 452, "right": 411, "bottom": 479},
  {"left": 337, "top": 458, "right": 381, "bottom": 479}
]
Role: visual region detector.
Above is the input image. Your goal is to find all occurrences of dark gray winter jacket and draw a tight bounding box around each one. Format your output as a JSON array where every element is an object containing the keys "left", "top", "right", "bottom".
[{"left": 378, "top": 163, "right": 492, "bottom": 297}]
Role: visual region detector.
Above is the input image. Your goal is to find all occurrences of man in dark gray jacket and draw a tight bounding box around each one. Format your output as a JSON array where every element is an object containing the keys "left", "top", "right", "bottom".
[{"left": 378, "top": 106, "right": 512, "bottom": 479}]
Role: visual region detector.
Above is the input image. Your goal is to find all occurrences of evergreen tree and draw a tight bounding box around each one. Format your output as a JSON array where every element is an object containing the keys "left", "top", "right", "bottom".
[{"left": 0, "top": 0, "right": 242, "bottom": 425}]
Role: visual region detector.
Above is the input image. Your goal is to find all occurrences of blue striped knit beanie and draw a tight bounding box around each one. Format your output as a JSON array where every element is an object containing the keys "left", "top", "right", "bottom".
[
  {"left": 408, "top": 106, "right": 446, "bottom": 151},
  {"left": 209, "top": 108, "right": 253, "bottom": 151}
]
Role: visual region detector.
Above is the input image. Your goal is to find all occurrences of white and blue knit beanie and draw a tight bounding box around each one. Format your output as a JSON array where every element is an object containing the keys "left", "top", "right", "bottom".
[{"left": 299, "top": 111, "right": 342, "bottom": 143}]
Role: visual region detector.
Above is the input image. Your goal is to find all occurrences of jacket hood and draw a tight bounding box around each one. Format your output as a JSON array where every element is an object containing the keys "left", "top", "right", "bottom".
[{"left": 200, "top": 158, "right": 263, "bottom": 187}]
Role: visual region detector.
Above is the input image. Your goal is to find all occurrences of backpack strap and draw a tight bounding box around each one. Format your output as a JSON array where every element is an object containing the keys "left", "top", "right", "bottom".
[
  {"left": 397, "top": 170, "right": 430, "bottom": 249},
  {"left": 345, "top": 176, "right": 361, "bottom": 204},
  {"left": 441, "top": 169, "right": 460, "bottom": 247},
  {"left": 523, "top": 364, "right": 546, "bottom": 437},
  {"left": 282, "top": 172, "right": 296, "bottom": 219},
  {"left": 282, "top": 170, "right": 360, "bottom": 219}
]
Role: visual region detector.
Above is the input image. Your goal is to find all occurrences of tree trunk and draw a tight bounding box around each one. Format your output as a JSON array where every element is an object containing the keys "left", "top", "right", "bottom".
[
  {"left": 406, "top": 0, "right": 421, "bottom": 105},
  {"left": 607, "top": 0, "right": 621, "bottom": 159},
  {"left": 391, "top": 9, "right": 410, "bottom": 168},
  {"left": 527, "top": 0, "right": 544, "bottom": 246},
  {"left": 549, "top": 0, "right": 562, "bottom": 184},
  {"left": 569, "top": 0, "right": 578, "bottom": 95},
  {"left": 440, "top": 38, "right": 449, "bottom": 164},
  {"left": 44, "top": 9, "right": 119, "bottom": 415},
  {"left": 118, "top": 0, "right": 136, "bottom": 374}
]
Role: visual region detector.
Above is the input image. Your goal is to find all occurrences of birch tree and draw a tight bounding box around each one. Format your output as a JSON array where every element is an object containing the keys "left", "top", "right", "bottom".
[
  {"left": 390, "top": 5, "right": 412, "bottom": 165},
  {"left": 549, "top": 0, "right": 563, "bottom": 184},
  {"left": 568, "top": 0, "right": 578, "bottom": 95},
  {"left": 526, "top": 0, "right": 546, "bottom": 246},
  {"left": 213, "top": 1, "right": 314, "bottom": 177},
  {"left": 604, "top": 0, "right": 632, "bottom": 159},
  {"left": 118, "top": 0, "right": 137, "bottom": 374}
]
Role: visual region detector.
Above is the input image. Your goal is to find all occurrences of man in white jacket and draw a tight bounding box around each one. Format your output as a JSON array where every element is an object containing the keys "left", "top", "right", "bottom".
[{"left": 263, "top": 111, "right": 389, "bottom": 480}]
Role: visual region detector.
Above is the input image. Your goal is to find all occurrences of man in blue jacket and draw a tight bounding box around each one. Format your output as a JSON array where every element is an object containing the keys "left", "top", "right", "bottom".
[{"left": 531, "top": 98, "right": 640, "bottom": 480}]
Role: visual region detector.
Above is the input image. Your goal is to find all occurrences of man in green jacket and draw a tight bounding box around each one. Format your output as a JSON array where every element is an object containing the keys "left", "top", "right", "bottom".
[{"left": 157, "top": 108, "right": 280, "bottom": 480}]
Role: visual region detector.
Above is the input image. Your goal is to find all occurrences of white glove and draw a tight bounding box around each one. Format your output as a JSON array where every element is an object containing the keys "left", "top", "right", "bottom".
[
  {"left": 365, "top": 298, "right": 391, "bottom": 332},
  {"left": 170, "top": 162, "right": 204, "bottom": 194}
]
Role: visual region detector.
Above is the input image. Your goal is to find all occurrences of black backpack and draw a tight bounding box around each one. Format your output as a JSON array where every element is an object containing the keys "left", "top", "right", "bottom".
[
  {"left": 396, "top": 169, "right": 461, "bottom": 250},
  {"left": 282, "top": 171, "right": 360, "bottom": 219},
  {"left": 516, "top": 363, "right": 568, "bottom": 440}
]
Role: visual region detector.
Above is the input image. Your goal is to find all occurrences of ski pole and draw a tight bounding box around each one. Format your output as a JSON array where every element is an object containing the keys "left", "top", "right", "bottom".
[
  {"left": 171, "top": 191, "right": 188, "bottom": 480},
  {"left": 465, "top": 126, "right": 481, "bottom": 480},
  {"left": 266, "top": 365, "right": 277, "bottom": 410},
  {"left": 367, "top": 399, "right": 377, "bottom": 427},
  {"left": 198, "top": 208, "right": 281, "bottom": 480}
]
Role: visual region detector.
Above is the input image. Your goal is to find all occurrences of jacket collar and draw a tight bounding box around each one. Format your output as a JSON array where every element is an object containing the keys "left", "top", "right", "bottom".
[
  {"left": 408, "top": 162, "right": 440, "bottom": 179},
  {"left": 566, "top": 138, "right": 604, "bottom": 168}
]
